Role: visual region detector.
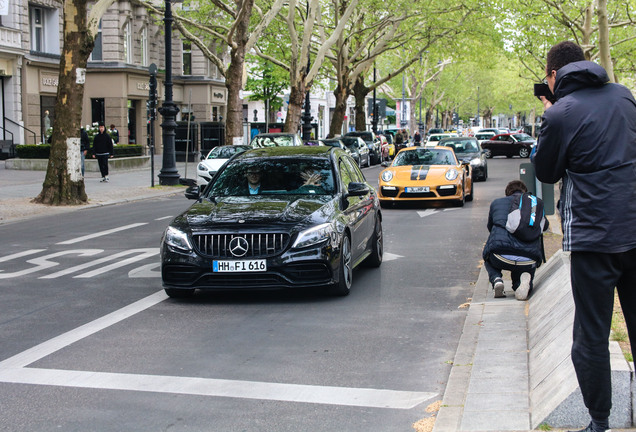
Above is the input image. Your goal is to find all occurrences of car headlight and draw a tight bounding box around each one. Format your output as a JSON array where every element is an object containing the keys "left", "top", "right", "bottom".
[
  {"left": 163, "top": 226, "right": 193, "bottom": 252},
  {"left": 469, "top": 157, "right": 481, "bottom": 166},
  {"left": 292, "top": 223, "right": 337, "bottom": 249},
  {"left": 381, "top": 170, "right": 394, "bottom": 182},
  {"left": 197, "top": 163, "right": 207, "bottom": 171},
  {"left": 445, "top": 169, "right": 459, "bottom": 181}
]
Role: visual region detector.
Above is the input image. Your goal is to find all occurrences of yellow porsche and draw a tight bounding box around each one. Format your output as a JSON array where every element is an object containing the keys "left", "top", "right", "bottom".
[{"left": 378, "top": 146, "right": 473, "bottom": 207}]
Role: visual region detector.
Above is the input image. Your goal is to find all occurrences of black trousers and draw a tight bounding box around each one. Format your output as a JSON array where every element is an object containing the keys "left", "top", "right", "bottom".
[
  {"left": 96, "top": 154, "right": 109, "bottom": 177},
  {"left": 484, "top": 253, "right": 536, "bottom": 290},
  {"left": 570, "top": 248, "right": 636, "bottom": 420}
]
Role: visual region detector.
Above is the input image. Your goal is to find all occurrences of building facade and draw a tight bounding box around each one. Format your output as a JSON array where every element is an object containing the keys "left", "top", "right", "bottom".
[{"left": 0, "top": 0, "right": 226, "bottom": 153}]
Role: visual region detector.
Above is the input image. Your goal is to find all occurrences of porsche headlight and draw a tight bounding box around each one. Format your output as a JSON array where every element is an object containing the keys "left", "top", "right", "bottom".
[
  {"left": 163, "top": 226, "right": 193, "bottom": 252},
  {"left": 469, "top": 157, "right": 481, "bottom": 166},
  {"left": 381, "top": 170, "right": 394, "bottom": 182},
  {"left": 197, "top": 163, "right": 207, "bottom": 171},
  {"left": 445, "top": 169, "right": 459, "bottom": 181},
  {"left": 292, "top": 223, "right": 337, "bottom": 249}
]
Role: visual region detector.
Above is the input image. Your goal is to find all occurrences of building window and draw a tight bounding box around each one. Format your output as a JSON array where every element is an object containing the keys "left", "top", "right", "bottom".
[
  {"left": 90, "top": 20, "right": 103, "bottom": 61},
  {"left": 123, "top": 21, "right": 133, "bottom": 64},
  {"left": 29, "top": 7, "right": 44, "bottom": 52},
  {"left": 140, "top": 27, "right": 148, "bottom": 66},
  {"left": 182, "top": 41, "right": 191, "bottom": 75}
]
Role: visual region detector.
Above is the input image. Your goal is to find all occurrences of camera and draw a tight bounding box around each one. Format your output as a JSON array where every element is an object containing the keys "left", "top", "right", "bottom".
[{"left": 534, "top": 83, "right": 556, "bottom": 104}]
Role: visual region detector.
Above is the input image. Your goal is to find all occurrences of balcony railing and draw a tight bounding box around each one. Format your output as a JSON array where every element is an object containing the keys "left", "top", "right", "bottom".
[{"left": 0, "top": 27, "right": 21, "bottom": 51}]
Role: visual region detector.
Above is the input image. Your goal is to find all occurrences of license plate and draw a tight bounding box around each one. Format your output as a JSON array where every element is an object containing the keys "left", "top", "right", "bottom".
[
  {"left": 213, "top": 259, "right": 267, "bottom": 272},
  {"left": 405, "top": 186, "right": 429, "bottom": 193}
]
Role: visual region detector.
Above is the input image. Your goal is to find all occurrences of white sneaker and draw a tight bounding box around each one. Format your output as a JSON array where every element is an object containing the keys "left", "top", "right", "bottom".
[
  {"left": 516, "top": 273, "right": 531, "bottom": 300},
  {"left": 493, "top": 278, "right": 505, "bottom": 298},
  {"left": 104, "top": 176, "right": 109, "bottom": 182}
]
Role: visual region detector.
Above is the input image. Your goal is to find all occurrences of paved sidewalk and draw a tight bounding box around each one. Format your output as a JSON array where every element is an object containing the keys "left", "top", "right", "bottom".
[{"left": 0, "top": 161, "right": 198, "bottom": 224}]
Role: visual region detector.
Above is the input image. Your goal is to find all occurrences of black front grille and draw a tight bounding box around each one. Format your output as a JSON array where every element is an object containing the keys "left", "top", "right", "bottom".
[
  {"left": 399, "top": 191, "right": 436, "bottom": 198},
  {"left": 381, "top": 187, "right": 399, "bottom": 197},
  {"left": 193, "top": 233, "right": 290, "bottom": 258},
  {"left": 284, "top": 263, "right": 331, "bottom": 282},
  {"left": 437, "top": 186, "right": 458, "bottom": 196}
]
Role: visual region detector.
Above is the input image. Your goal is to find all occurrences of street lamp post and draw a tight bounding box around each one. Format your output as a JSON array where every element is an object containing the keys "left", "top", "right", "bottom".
[
  {"left": 301, "top": 3, "right": 313, "bottom": 140},
  {"left": 476, "top": 86, "right": 480, "bottom": 128},
  {"left": 372, "top": 65, "right": 378, "bottom": 133},
  {"left": 400, "top": 74, "right": 406, "bottom": 128},
  {"left": 158, "top": 0, "right": 181, "bottom": 186}
]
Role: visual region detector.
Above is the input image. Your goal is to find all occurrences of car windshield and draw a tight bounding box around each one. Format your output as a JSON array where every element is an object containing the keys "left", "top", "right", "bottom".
[
  {"left": 346, "top": 132, "right": 373, "bottom": 142},
  {"left": 205, "top": 158, "right": 336, "bottom": 197},
  {"left": 251, "top": 135, "right": 294, "bottom": 148},
  {"left": 512, "top": 133, "right": 533, "bottom": 142},
  {"left": 393, "top": 148, "right": 457, "bottom": 166},
  {"left": 442, "top": 140, "right": 478, "bottom": 154},
  {"left": 321, "top": 140, "right": 341, "bottom": 148},
  {"left": 475, "top": 133, "right": 493, "bottom": 140},
  {"left": 207, "top": 146, "right": 244, "bottom": 159},
  {"left": 341, "top": 138, "right": 360, "bottom": 149}
]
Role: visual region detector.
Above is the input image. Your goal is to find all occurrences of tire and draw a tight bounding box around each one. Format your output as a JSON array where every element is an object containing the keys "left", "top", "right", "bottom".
[
  {"left": 519, "top": 147, "right": 530, "bottom": 158},
  {"left": 456, "top": 181, "right": 466, "bottom": 207},
  {"left": 363, "top": 217, "right": 383, "bottom": 268},
  {"left": 164, "top": 288, "right": 195, "bottom": 298},
  {"left": 466, "top": 181, "right": 474, "bottom": 202},
  {"left": 484, "top": 149, "right": 492, "bottom": 158},
  {"left": 329, "top": 235, "right": 353, "bottom": 296}
]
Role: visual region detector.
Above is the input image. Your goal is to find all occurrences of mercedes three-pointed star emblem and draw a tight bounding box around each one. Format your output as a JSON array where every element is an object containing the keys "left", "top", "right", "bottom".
[{"left": 229, "top": 236, "right": 249, "bottom": 257}]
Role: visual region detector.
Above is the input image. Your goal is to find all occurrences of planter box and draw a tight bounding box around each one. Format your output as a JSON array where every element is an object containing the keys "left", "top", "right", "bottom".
[{"left": 5, "top": 156, "right": 151, "bottom": 171}]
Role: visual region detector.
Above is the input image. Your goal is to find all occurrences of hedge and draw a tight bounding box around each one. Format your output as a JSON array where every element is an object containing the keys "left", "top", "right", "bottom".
[{"left": 15, "top": 144, "right": 143, "bottom": 159}]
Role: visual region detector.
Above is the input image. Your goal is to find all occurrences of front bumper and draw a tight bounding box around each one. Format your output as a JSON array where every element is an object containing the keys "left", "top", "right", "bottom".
[
  {"left": 378, "top": 183, "right": 462, "bottom": 201},
  {"left": 161, "top": 242, "right": 341, "bottom": 291}
]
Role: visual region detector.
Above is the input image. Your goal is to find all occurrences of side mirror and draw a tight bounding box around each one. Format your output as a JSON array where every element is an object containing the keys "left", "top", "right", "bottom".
[
  {"left": 346, "top": 182, "right": 370, "bottom": 197},
  {"left": 184, "top": 185, "right": 201, "bottom": 200}
]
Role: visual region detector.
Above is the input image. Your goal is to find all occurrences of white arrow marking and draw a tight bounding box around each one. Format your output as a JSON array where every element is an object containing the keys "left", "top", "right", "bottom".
[
  {"left": 416, "top": 209, "right": 437, "bottom": 218},
  {"left": 383, "top": 252, "right": 403, "bottom": 262}
]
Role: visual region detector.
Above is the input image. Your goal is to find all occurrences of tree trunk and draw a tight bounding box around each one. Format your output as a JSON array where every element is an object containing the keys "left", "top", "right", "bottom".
[
  {"left": 353, "top": 77, "right": 369, "bottom": 131},
  {"left": 224, "top": 0, "right": 254, "bottom": 145},
  {"left": 328, "top": 84, "right": 348, "bottom": 137},
  {"left": 34, "top": 0, "right": 92, "bottom": 205},
  {"left": 596, "top": 0, "right": 615, "bottom": 82},
  {"left": 225, "top": 57, "right": 245, "bottom": 145},
  {"left": 284, "top": 81, "right": 305, "bottom": 134}
]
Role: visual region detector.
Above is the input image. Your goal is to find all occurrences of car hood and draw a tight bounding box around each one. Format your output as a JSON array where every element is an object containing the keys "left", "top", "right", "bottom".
[
  {"left": 175, "top": 195, "right": 336, "bottom": 231},
  {"left": 455, "top": 151, "right": 480, "bottom": 161},
  {"left": 390, "top": 164, "right": 456, "bottom": 182}
]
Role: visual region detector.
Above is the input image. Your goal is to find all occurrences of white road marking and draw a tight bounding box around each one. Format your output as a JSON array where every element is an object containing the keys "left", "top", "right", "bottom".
[
  {"left": 128, "top": 262, "right": 161, "bottom": 278},
  {"left": 0, "top": 368, "right": 435, "bottom": 409},
  {"left": 443, "top": 208, "right": 460, "bottom": 211},
  {"left": 0, "top": 290, "right": 168, "bottom": 369},
  {"left": 0, "top": 250, "right": 103, "bottom": 279},
  {"left": 383, "top": 252, "right": 403, "bottom": 262},
  {"left": 40, "top": 248, "right": 157, "bottom": 279},
  {"left": 57, "top": 223, "right": 148, "bottom": 245},
  {"left": 154, "top": 216, "right": 173, "bottom": 221},
  {"left": 0, "top": 286, "right": 435, "bottom": 409},
  {"left": 416, "top": 209, "right": 437, "bottom": 218},
  {"left": 0, "top": 250, "right": 46, "bottom": 263}
]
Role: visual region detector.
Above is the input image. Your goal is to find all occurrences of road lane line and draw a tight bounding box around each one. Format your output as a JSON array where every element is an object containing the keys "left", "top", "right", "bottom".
[
  {"left": 417, "top": 209, "right": 437, "bottom": 218},
  {"left": 0, "top": 250, "right": 46, "bottom": 263},
  {"left": 0, "top": 367, "right": 436, "bottom": 409},
  {"left": 0, "top": 290, "right": 168, "bottom": 369},
  {"left": 155, "top": 216, "right": 173, "bottom": 221},
  {"left": 57, "top": 223, "right": 148, "bottom": 245}
]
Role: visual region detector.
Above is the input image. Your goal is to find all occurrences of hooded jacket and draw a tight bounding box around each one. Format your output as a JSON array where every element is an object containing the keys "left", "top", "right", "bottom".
[
  {"left": 482, "top": 192, "right": 546, "bottom": 264},
  {"left": 533, "top": 61, "right": 636, "bottom": 252}
]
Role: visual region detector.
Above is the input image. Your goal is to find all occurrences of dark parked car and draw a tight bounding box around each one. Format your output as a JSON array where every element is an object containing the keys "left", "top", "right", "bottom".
[
  {"left": 340, "top": 136, "right": 370, "bottom": 168},
  {"left": 344, "top": 131, "right": 381, "bottom": 165},
  {"left": 480, "top": 133, "right": 536, "bottom": 158},
  {"left": 161, "top": 146, "right": 383, "bottom": 298},
  {"left": 439, "top": 136, "right": 488, "bottom": 181}
]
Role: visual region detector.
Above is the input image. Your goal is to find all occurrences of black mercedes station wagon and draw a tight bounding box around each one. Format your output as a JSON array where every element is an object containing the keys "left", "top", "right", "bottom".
[{"left": 161, "top": 146, "right": 383, "bottom": 298}]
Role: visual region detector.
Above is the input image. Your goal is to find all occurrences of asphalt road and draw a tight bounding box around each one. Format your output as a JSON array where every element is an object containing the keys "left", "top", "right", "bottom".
[{"left": 0, "top": 157, "right": 522, "bottom": 431}]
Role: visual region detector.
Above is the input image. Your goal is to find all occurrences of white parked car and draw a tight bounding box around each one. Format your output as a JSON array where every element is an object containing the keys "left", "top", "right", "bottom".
[
  {"left": 196, "top": 145, "right": 251, "bottom": 186},
  {"left": 425, "top": 133, "right": 455, "bottom": 147},
  {"left": 474, "top": 131, "right": 496, "bottom": 145}
]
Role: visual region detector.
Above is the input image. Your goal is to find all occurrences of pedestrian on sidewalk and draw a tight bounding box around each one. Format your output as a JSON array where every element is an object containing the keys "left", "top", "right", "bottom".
[
  {"left": 482, "top": 180, "right": 548, "bottom": 300},
  {"left": 92, "top": 122, "right": 114, "bottom": 182},
  {"left": 533, "top": 41, "right": 636, "bottom": 432}
]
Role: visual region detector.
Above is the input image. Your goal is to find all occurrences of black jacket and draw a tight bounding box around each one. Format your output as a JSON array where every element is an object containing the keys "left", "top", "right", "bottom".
[
  {"left": 482, "top": 192, "right": 546, "bottom": 264},
  {"left": 533, "top": 61, "right": 636, "bottom": 253},
  {"left": 92, "top": 131, "right": 114, "bottom": 155}
]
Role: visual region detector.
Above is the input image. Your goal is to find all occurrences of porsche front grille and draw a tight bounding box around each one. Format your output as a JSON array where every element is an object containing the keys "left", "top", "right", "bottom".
[{"left": 192, "top": 233, "right": 290, "bottom": 258}]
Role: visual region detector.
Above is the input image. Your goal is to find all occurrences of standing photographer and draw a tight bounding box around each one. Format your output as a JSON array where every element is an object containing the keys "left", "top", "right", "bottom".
[{"left": 533, "top": 41, "right": 636, "bottom": 432}]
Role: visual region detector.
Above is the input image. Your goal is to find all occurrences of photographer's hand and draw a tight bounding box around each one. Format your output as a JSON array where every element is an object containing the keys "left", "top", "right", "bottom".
[{"left": 540, "top": 96, "right": 553, "bottom": 110}]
